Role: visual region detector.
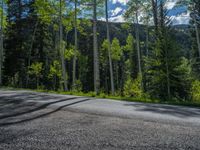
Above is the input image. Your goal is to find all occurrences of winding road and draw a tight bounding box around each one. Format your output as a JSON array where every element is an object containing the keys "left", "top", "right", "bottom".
[{"left": 0, "top": 90, "right": 200, "bottom": 150}]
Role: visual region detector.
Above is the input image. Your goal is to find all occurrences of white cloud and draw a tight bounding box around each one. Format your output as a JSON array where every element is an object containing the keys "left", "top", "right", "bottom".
[
  {"left": 109, "top": 0, "right": 190, "bottom": 25},
  {"left": 111, "top": 7, "right": 123, "bottom": 16},
  {"left": 109, "top": 15, "right": 125, "bottom": 22},
  {"left": 171, "top": 12, "right": 190, "bottom": 25},
  {"left": 112, "top": 0, "right": 128, "bottom": 5},
  {"left": 165, "top": 0, "right": 177, "bottom": 9}
]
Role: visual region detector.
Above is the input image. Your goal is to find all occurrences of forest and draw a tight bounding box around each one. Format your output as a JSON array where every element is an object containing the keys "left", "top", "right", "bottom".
[{"left": 0, "top": 0, "right": 200, "bottom": 103}]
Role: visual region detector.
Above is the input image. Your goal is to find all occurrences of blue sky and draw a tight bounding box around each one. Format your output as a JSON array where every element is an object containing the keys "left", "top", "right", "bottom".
[{"left": 108, "top": 0, "right": 190, "bottom": 25}]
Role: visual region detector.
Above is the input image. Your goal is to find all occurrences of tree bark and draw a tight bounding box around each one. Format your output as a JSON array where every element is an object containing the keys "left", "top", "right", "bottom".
[
  {"left": 36, "top": 77, "right": 39, "bottom": 89},
  {"left": 194, "top": 18, "right": 200, "bottom": 57},
  {"left": 146, "top": 24, "right": 149, "bottom": 57},
  {"left": 165, "top": 46, "right": 171, "bottom": 100},
  {"left": 135, "top": 4, "right": 143, "bottom": 90},
  {"left": 135, "top": 10, "right": 142, "bottom": 76},
  {"left": 93, "top": 0, "right": 100, "bottom": 94},
  {"left": 72, "top": 0, "right": 78, "bottom": 89},
  {"left": 59, "top": 0, "right": 68, "bottom": 91},
  {"left": 105, "top": 0, "right": 114, "bottom": 95}
]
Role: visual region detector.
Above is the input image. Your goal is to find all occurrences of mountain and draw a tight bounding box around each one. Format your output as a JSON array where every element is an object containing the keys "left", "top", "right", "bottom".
[{"left": 108, "top": 0, "right": 190, "bottom": 25}]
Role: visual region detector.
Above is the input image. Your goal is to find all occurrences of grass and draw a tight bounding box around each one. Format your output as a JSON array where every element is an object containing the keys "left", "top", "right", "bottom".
[{"left": 1, "top": 86, "right": 200, "bottom": 108}]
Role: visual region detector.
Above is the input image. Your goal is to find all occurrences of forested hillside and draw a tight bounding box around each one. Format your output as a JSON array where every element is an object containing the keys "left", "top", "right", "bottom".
[{"left": 0, "top": 0, "right": 200, "bottom": 102}]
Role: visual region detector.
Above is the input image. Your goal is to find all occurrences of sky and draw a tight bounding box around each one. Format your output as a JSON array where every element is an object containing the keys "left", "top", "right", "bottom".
[{"left": 108, "top": 0, "right": 190, "bottom": 25}]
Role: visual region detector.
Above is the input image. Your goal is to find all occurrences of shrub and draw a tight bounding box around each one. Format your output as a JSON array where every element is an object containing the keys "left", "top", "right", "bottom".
[
  {"left": 87, "top": 92, "right": 96, "bottom": 97},
  {"left": 99, "top": 92, "right": 106, "bottom": 98},
  {"left": 191, "top": 80, "right": 200, "bottom": 102},
  {"left": 123, "top": 74, "right": 143, "bottom": 98},
  {"left": 72, "top": 80, "right": 82, "bottom": 92}
]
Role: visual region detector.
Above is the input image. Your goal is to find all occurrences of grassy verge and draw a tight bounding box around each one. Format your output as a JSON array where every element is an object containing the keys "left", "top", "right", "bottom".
[{"left": 1, "top": 86, "right": 200, "bottom": 108}]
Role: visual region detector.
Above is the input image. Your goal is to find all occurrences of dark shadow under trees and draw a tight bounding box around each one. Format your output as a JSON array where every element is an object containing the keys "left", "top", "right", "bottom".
[{"left": 0, "top": 92, "right": 91, "bottom": 127}]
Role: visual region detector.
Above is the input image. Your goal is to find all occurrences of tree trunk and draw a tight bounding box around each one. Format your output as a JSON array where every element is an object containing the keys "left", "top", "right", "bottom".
[
  {"left": 36, "top": 77, "right": 39, "bottom": 89},
  {"left": 105, "top": 0, "right": 114, "bottom": 95},
  {"left": 0, "top": 0, "right": 4, "bottom": 85},
  {"left": 194, "top": 19, "right": 200, "bottom": 57},
  {"left": 165, "top": 50, "right": 171, "bottom": 100},
  {"left": 116, "top": 62, "right": 119, "bottom": 90},
  {"left": 59, "top": 0, "right": 68, "bottom": 91},
  {"left": 120, "top": 56, "right": 125, "bottom": 96},
  {"left": 135, "top": 6, "right": 143, "bottom": 90},
  {"left": 93, "top": 0, "right": 100, "bottom": 94},
  {"left": 135, "top": 10, "right": 142, "bottom": 76},
  {"left": 72, "top": 0, "right": 78, "bottom": 89},
  {"left": 146, "top": 24, "right": 149, "bottom": 57},
  {"left": 143, "top": 23, "right": 149, "bottom": 92},
  {"left": 54, "top": 76, "right": 56, "bottom": 91}
]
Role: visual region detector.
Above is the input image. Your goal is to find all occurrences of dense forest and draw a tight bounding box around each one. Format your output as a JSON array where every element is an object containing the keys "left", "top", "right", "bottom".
[{"left": 0, "top": 0, "right": 200, "bottom": 102}]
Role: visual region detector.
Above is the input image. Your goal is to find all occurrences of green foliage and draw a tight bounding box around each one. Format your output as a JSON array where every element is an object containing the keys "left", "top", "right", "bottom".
[
  {"left": 102, "top": 39, "right": 109, "bottom": 50},
  {"left": 7, "top": 72, "right": 19, "bottom": 87},
  {"left": 124, "top": 0, "right": 148, "bottom": 21},
  {"left": 191, "top": 80, "right": 200, "bottom": 102},
  {"left": 28, "top": 62, "right": 43, "bottom": 89},
  {"left": 111, "top": 38, "right": 122, "bottom": 61},
  {"left": 123, "top": 34, "right": 136, "bottom": 79},
  {"left": 100, "top": 39, "right": 109, "bottom": 65},
  {"left": 99, "top": 92, "right": 106, "bottom": 98},
  {"left": 34, "top": 0, "right": 57, "bottom": 24},
  {"left": 145, "top": 37, "right": 170, "bottom": 99},
  {"left": 2, "top": 0, "right": 199, "bottom": 104},
  {"left": 124, "top": 59, "right": 131, "bottom": 78},
  {"left": 64, "top": 45, "right": 75, "bottom": 60},
  {"left": 173, "top": 57, "right": 192, "bottom": 99},
  {"left": 87, "top": 91, "right": 96, "bottom": 97},
  {"left": 78, "top": 55, "right": 89, "bottom": 90},
  {"left": 121, "top": 23, "right": 132, "bottom": 32},
  {"left": 28, "top": 62, "right": 43, "bottom": 78},
  {"left": 192, "top": 58, "right": 200, "bottom": 79},
  {"left": 0, "top": 0, "right": 7, "bottom": 29},
  {"left": 123, "top": 74, "right": 143, "bottom": 98},
  {"left": 72, "top": 80, "right": 82, "bottom": 92},
  {"left": 77, "top": 19, "right": 92, "bottom": 36},
  {"left": 123, "top": 34, "right": 134, "bottom": 52},
  {"left": 49, "top": 60, "right": 61, "bottom": 79}
]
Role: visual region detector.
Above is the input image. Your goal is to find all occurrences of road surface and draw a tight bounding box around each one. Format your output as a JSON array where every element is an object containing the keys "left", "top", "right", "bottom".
[{"left": 0, "top": 90, "right": 200, "bottom": 150}]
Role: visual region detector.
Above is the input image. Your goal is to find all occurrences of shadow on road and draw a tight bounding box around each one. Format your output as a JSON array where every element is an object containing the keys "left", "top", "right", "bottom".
[
  {"left": 124, "top": 103, "right": 200, "bottom": 118},
  {"left": 0, "top": 92, "right": 91, "bottom": 127}
]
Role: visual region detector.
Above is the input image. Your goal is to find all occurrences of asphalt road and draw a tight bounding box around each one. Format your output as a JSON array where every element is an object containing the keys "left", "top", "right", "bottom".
[{"left": 0, "top": 90, "right": 200, "bottom": 150}]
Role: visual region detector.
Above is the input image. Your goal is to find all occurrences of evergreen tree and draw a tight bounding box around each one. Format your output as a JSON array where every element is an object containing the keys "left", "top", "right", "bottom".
[{"left": 4, "top": 0, "right": 35, "bottom": 87}]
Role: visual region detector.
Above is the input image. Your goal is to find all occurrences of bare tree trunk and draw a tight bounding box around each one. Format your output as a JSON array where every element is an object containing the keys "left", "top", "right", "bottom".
[
  {"left": 116, "top": 62, "right": 119, "bottom": 89},
  {"left": 194, "top": 19, "right": 200, "bottom": 57},
  {"left": 135, "top": 5, "right": 143, "bottom": 90},
  {"left": 59, "top": 0, "right": 68, "bottom": 91},
  {"left": 93, "top": 0, "right": 100, "bottom": 94},
  {"left": 135, "top": 10, "right": 142, "bottom": 76},
  {"left": 54, "top": 76, "right": 56, "bottom": 91},
  {"left": 146, "top": 24, "right": 149, "bottom": 57},
  {"left": 165, "top": 48, "right": 171, "bottom": 100},
  {"left": 36, "top": 77, "right": 39, "bottom": 89},
  {"left": 105, "top": 0, "right": 114, "bottom": 95},
  {"left": 72, "top": 0, "right": 77, "bottom": 89},
  {"left": 0, "top": 0, "right": 4, "bottom": 85}
]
